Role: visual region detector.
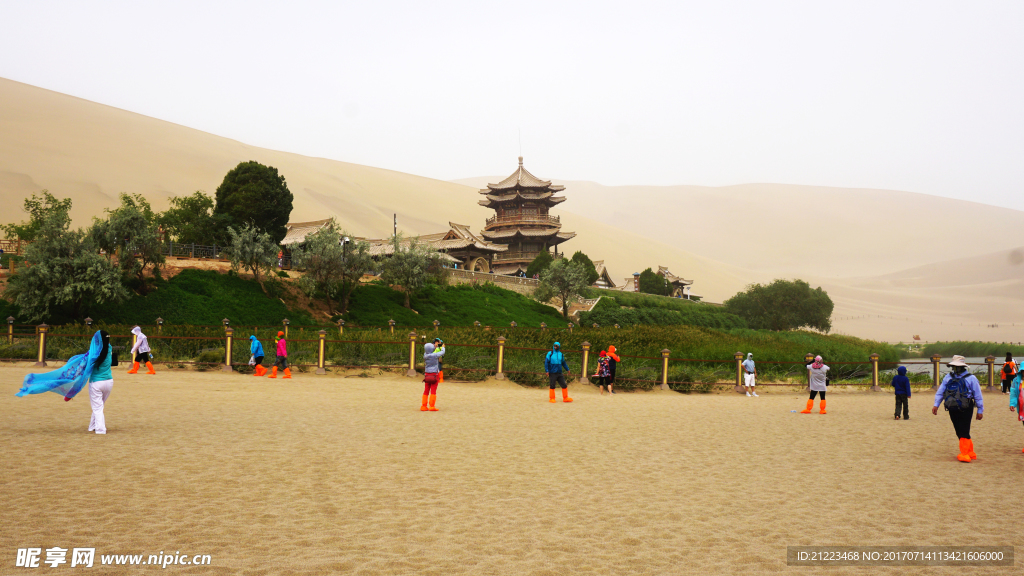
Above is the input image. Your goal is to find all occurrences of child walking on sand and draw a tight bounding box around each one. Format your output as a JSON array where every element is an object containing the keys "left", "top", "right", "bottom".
[
  {"left": 267, "top": 331, "right": 291, "bottom": 379},
  {"left": 891, "top": 366, "right": 911, "bottom": 420},
  {"left": 595, "top": 351, "right": 611, "bottom": 395},
  {"left": 932, "top": 355, "right": 984, "bottom": 463},
  {"left": 421, "top": 342, "right": 445, "bottom": 411}
]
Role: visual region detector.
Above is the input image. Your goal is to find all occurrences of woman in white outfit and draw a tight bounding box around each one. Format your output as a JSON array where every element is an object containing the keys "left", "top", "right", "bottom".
[
  {"left": 88, "top": 330, "right": 114, "bottom": 434},
  {"left": 801, "top": 355, "right": 829, "bottom": 414}
]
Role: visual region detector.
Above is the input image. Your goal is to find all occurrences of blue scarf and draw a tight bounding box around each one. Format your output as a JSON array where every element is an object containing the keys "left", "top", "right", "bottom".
[{"left": 17, "top": 330, "right": 104, "bottom": 401}]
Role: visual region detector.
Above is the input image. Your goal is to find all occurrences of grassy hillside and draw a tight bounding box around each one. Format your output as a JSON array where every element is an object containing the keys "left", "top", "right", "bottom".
[
  {"left": 579, "top": 290, "right": 746, "bottom": 329},
  {"left": 342, "top": 283, "right": 566, "bottom": 328}
]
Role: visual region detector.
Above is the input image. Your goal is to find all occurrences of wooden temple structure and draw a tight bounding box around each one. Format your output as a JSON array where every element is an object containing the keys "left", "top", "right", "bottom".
[{"left": 478, "top": 157, "right": 576, "bottom": 275}]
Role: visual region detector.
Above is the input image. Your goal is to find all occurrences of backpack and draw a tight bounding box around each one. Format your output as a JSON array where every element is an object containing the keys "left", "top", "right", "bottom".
[
  {"left": 1003, "top": 362, "right": 1018, "bottom": 378},
  {"left": 942, "top": 374, "right": 975, "bottom": 411}
]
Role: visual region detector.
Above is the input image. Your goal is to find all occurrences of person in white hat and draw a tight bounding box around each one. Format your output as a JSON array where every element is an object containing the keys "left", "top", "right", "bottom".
[{"left": 932, "top": 355, "right": 984, "bottom": 463}]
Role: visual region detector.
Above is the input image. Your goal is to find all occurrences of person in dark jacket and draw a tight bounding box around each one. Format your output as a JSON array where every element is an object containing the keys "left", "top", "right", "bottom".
[
  {"left": 891, "top": 366, "right": 911, "bottom": 420},
  {"left": 544, "top": 342, "right": 573, "bottom": 403}
]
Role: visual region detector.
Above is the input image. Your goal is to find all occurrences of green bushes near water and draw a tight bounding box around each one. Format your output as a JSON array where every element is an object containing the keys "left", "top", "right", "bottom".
[{"left": 923, "top": 341, "right": 1024, "bottom": 358}]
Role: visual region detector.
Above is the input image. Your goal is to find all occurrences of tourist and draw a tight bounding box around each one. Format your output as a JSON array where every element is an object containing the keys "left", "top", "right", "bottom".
[
  {"left": 421, "top": 341, "right": 445, "bottom": 411},
  {"left": 606, "top": 345, "right": 621, "bottom": 395},
  {"left": 1001, "top": 353, "right": 1018, "bottom": 394},
  {"left": 743, "top": 352, "right": 758, "bottom": 397},
  {"left": 800, "top": 355, "right": 829, "bottom": 414},
  {"left": 433, "top": 338, "right": 445, "bottom": 384},
  {"left": 595, "top": 351, "right": 610, "bottom": 394},
  {"left": 127, "top": 326, "right": 155, "bottom": 375},
  {"left": 544, "top": 342, "right": 573, "bottom": 403},
  {"left": 1008, "top": 370, "right": 1024, "bottom": 452},
  {"left": 277, "top": 250, "right": 283, "bottom": 268},
  {"left": 16, "top": 330, "right": 115, "bottom": 434},
  {"left": 891, "top": 365, "right": 911, "bottom": 420},
  {"left": 249, "top": 335, "right": 266, "bottom": 377},
  {"left": 267, "top": 331, "right": 291, "bottom": 379},
  {"left": 932, "top": 355, "right": 983, "bottom": 462}
]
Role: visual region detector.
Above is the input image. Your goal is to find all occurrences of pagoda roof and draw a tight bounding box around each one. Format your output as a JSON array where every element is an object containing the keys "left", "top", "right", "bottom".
[
  {"left": 280, "top": 218, "right": 334, "bottom": 246},
  {"left": 481, "top": 229, "right": 576, "bottom": 242},
  {"left": 480, "top": 157, "right": 566, "bottom": 192},
  {"left": 657, "top": 265, "right": 693, "bottom": 286},
  {"left": 478, "top": 193, "right": 566, "bottom": 207},
  {"left": 367, "top": 222, "right": 507, "bottom": 257}
]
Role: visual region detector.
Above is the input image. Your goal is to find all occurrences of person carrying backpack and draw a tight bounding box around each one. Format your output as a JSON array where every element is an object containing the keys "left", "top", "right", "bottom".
[
  {"left": 1001, "top": 353, "right": 1018, "bottom": 394},
  {"left": 544, "top": 342, "right": 573, "bottom": 403},
  {"left": 1008, "top": 370, "right": 1024, "bottom": 452},
  {"left": 931, "top": 355, "right": 984, "bottom": 463}
]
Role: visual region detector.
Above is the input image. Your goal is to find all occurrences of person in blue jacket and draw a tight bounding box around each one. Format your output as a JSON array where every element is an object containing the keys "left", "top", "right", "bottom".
[
  {"left": 931, "top": 355, "right": 984, "bottom": 463},
  {"left": 544, "top": 342, "right": 573, "bottom": 403},
  {"left": 249, "top": 335, "right": 266, "bottom": 377},
  {"left": 891, "top": 366, "right": 911, "bottom": 420},
  {"left": 1008, "top": 371, "right": 1024, "bottom": 452}
]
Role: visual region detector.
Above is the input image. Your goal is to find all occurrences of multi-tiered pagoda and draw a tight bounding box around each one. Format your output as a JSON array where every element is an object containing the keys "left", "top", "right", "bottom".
[{"left": 479, "top": 157, "right": 576, "bottom": 275}]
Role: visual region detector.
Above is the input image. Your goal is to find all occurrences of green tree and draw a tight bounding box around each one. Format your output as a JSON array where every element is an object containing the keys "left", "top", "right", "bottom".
[
  {"left": 724, "top": 279, "right": 834, "bottom": 332},
  {"left": 214, "top": 161, "right": 294, "bottom": 244},
  {"left": 525, "top": 250, "right": 554, "bottom": 277},
  {"left": 1, "top": 190, "right": 73, "bottom": 242},
  {"left": 91, "top": 193, "right": 165, "bottom": 295},
  {"left": 570, "top": 251, "right": 600, "bottom": 285},
  {"left": 158, "top": 191, "right": 231, "bottom": 246},
  {"left": 380, "top": 233, "right": 447, "bottom": 309},
  {"left": 534, "top": 259, "right": 589, "bottom": 320},
  {"left": 6, "top": 211, "right": 128, "bottom": 321},
  {"left": 225, "top": 224, "right": 278, "bottom": 292},
  {"left": 638, "top": 267, "right": 669, "bottom": 296}
]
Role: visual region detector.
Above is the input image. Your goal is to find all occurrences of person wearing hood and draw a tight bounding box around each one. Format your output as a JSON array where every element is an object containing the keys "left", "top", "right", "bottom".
[
  {"left": 1007, "top": 369, "right": 1024, "bottom": 452},
  {"left": 421, "top": 341, "right": 445, "bottom": 411},
  {"left": 127, "top": 326, "right": 155, "bottom": 375},
  {"left": 250, "top": 335, "right": 266, "bottom": 377},
  {"left": 891, "top": 366, "right": 911, "bottom": 420},
  {"left": 932, "top": 355, "right": 984, "bottom": 462},
  {"left": 606, "top": 345, "right": 621, "bottom": 395},
  {"left": 742, "top": 353, "right": 758, "bottom": 397},
  {"left": 267, "top": 331, "right": 291, "bottom": 379},
  {"left": 800, "top": 355, "right": 829, "bottom": 414},
  {"left": 544, "top": 342, "right": 573, "bottom": 403},
  {"left": 595, "top": 351, "right": 611, "bottom": 395}
]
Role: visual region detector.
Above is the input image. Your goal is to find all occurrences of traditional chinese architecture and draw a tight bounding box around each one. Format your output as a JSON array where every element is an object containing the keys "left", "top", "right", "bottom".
[
  {"left": 592, "top": 260, "right": 617, "bottom": 288},
  {"left": 280, "top": 219, "right": 333, "bottom": 246},
  {"left": 478, "top": 157, "right": 576, "bottom": 275},
  {"left": 657, "top": 266, "right": 695, "bottom": 299},
  {"left": 366, "top": 222, "right": 506, "bottom": 271}
]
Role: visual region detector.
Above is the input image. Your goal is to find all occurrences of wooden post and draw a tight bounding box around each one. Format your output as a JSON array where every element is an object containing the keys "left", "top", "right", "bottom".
[
  {"left": 985, "top": 355, "right": 997, "bottom": 392},
  {"left": 931, "top": 354, "right": 942, "bottom": 391},
  {"left": 804, "top": 353, "right": 814, "bottom": 391},
  {"left": 540, "top": 323, "right": 547, "bottom": 330},
  {"left": 223, "top": 327, "right": 234, "bottom": 372},
  {"left": 389, "top": 319, "right": 396, "bottom": 335},
  {"left": 510, "top": 321, "right": 517, "bottom": 328},
  {"left": 660, "top": 349, "right": 670, "bottom": 390},
  {"left": 316, "top": 330, "right": 327, "bottom": 375},
  {"left": 580, "top": 341, "right": 591, "bottom": 384},
  {"left": 8, "top": 316, "right": 15, "bottom": 346},
  {"left": 34, "top": 324, "right": 49, "bottom": 367},
  {"left": 406, "top": 332, "right": 417, "bottom": 377},
  {"left": 433, "top": 320, "right": 440, "bottom": 332},
  {"left": 337, "top": 319, "right": 345, "bottom": 337},
  {"left": 131, "top": 330, "right": 138, "bottom": 365},
  {"left": 567, "top": 323, "right": 573, "bottom": 333},
  {"left": 870, "top": 353, "right": 880, "bottom": 391},
  {"left": 283, "top": 318, "right": 290, "bottom": 339},
  {"left": 474, "top": 321, "right": 481, "bottom": 328},
  {"left": 156, "top": 317, "right": 164, "bottom": 333},
  {"left": 85, "top": 317, "right": 93, "bottom": 331},
  {"left": 495, "top": 336, "right": 506, "bottom": 380},
  {"left": 734, "top": 351, "right": 744, "bottom": 394}
]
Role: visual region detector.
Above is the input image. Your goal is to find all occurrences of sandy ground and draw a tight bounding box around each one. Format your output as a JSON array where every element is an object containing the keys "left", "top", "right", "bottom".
[{"left": 2, "top": 366, "right": 1022, "bottom": 575}]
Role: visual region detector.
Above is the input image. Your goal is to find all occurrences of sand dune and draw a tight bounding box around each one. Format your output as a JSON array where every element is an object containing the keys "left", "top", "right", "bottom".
[{"left": 0, "top": 77, "right": 749, "bottom": 300}]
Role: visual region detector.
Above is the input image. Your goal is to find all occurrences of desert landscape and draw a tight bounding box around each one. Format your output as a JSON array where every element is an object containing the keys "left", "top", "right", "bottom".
[{"left": 3, "top": 366, "right": 1022, "bottom": 574}]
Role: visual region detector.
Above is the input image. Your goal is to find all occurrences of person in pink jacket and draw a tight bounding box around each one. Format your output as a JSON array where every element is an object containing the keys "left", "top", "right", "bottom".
[{"left": 267, "top": 331, "right": 291, "bottom": 379}]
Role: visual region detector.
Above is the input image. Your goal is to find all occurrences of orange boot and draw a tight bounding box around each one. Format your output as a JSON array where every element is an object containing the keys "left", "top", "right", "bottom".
[
  {"left": 283, "top": 368, "right": 292, "bottom": 379},
  {"left": 420, "top": 394, "right": 429, "bottom": 411},
  {"left": 428, "top": 394, "right": 438, "bottom": 411},
  {"left": 268, "top": 367, "right": 278, "bottom": 379},
  {"left": 800, "top": 399, "right": 813, "bottom": 413},
  {"left": 957, "top": 438, "right": 972, "bottom": 462},
  {"left": 439, "top": 371, "right": 444, "bottom": 384},
  {"left": 819, "top": 399, "right": 827, "bottom": 414},
  {"left": 145, "top": 361, "right": 156, "bottom": 375},
  {"left": 561, "top": 388, "right": 573, "bottom": 403},
  {"left": 549, "top": 389, "right": 556, "bottom": 403},
  {"left": 967, "top": 439, "right": 977, "bottom": 460},
  {"left": 127, "top": 362, "right": 140, "bottom": 374},
  {"left": 253, "top": 366, "right": 263, "bottom": 377}
]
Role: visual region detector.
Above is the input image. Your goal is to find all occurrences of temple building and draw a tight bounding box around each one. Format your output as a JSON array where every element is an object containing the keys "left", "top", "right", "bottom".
[
  {"left": 365, "top": 222, "right": 506, "bottom": 272},
  {"left": 478, "top": 157, "right": 576, "bottom": 275}
]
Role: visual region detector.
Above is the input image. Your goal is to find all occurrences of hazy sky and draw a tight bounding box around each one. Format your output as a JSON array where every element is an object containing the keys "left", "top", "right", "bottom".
[{"left": 2, "top": 1, "right": 1022, "bottom": 208}]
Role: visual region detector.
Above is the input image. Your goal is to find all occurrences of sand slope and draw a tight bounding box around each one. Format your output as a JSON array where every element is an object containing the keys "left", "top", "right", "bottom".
[
  {"left": 2, "top": 367, "right": 1021, "bottom": 575},
  {"left": 0, "top": 77, "right": 749, "bottom": 300}
]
